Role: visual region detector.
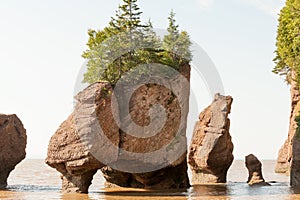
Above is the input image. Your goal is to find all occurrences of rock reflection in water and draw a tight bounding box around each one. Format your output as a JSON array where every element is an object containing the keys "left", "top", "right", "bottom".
[{"left": 191, "top": 184, "right": 229, "bottom": 197}]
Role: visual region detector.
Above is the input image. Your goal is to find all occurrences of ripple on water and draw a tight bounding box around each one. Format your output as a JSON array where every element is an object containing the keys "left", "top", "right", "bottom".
[{"left": 1, "top": 159, "right": 299, "bottom": 200}]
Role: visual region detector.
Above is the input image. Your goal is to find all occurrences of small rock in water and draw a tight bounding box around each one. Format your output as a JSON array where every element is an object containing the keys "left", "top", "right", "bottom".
[{"left": 245, "top": 154, "right": 270, "bottom": 186}]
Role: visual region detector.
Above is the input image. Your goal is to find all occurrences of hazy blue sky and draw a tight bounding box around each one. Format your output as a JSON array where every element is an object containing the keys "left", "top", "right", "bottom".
[{"left": 0, "top": 0, "right": 288, "bottom": 159}]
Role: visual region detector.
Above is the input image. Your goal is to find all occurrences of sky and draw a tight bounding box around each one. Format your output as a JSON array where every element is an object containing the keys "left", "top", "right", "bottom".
[{"left": 0, "top": 0, "right": 288, "bottom": 160}]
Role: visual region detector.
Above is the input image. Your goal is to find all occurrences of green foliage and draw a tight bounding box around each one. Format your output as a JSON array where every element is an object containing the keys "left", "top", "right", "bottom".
[
  {"left": 109, "top": 0, "right": 144, "bottom": 32},
  {"left": 82, "top": 1, "right": 192, "bottom": 85},
  {"left": 161, "top": 11, "right": 192, "bottom": 69},
  {"left": 273, "top": 0, "right": 300, "bottom": 85}
]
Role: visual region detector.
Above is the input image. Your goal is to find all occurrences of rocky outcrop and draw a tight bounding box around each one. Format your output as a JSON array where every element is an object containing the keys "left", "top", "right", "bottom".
[
  {"left": 188, "top": 94, "right": 234, "bottom": 184},
  {"left": 101, "top": 158, "right": 189, "bottom": 189},
  {"left": 46, "top": 83, "right": 110, "bottom": 193},
  {"left": 276, "top": 72, "right": 300, "bottom": 173},
  {"left": 100, "top": 79, "right": 190, "bottom": 189},
  {"left": 290, "top": 115, "right": 300, "bottom": 190},
  {"left": 46, "top": 63, "right": 191, "bottom": 193},
  {"left": 0, "top": 114, "right": 27, "bottom": 189},
  {"left": 291, "top": 136, "right": 300, "bottom": 187},
  {"left": 245, "top": 154, "right": 269, "bottom": 186}
]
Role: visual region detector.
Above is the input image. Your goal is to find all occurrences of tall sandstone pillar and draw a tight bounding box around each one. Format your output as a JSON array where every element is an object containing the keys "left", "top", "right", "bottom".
[{"left": 276, "top": 72, "right": 300, "bottom": 173}]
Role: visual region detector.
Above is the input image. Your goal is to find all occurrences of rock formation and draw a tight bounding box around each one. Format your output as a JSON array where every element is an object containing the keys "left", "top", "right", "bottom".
[
  {"left": 290, "top": 115, "right": 300, "bottom": 190},
  {"left": 276, "top": 72, "right": 300, "bottom": 173},
  {"left": 0, "top": 114, "right": 27, "bottom": 189},
  {"left": 101, "top": 159, "right": 189, "bottom": 189},
  {"left": 291, "top": 136, "right": 300, "bottom": 188},
  {"left": 102, "top": 78, "right": 190, "bottom": 189},
  {"left": 46, "top": 83, "right": 109, "bottom": 193},
  {"left": 188, "top": 94, "right": 234, "bottom": 184},
  {"left": 245, "top": 154, "right": 269, "bottom": 186},
  {"left": 46, "top": 64, "right": 191, "bottom": 193}
]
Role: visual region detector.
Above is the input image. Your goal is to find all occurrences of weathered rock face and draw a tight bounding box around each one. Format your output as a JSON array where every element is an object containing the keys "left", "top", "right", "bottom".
[
  {"left": 276, "top": 72, "right": 300, "bottom": 173},
  {"left": 188, "top": 94, "right": 234, "bottom": 184},
  {"left": 103, "top": 63, "right": 191, "bottom": 189},
  {"left": 101, "top": 157, "right": 189, "bottom": 189},
  {"left": 46, "top": 63, "right": 191, "bottom": 193},
  {"left": 245, "top": 154, "right": 269, "bottom": 186},
  {"left": 0, "top": 114, "right": 27, "bottom": 189},
  {"left": 100, "top": 80, "right": 190, "bottom": 189},
  {"left": 291, "top": 136, "right": 300, "bottom": 187},
  {"left": 46, "top": 83, "right": 109, "bottom": 193}
]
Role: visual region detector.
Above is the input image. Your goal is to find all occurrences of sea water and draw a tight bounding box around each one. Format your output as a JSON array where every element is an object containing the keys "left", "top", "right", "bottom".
[{"left": 1, "top": 160, "right": 299, "bottom": 200}]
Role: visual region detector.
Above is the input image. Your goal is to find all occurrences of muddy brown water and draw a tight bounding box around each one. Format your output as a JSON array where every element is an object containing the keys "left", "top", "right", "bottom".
[{"left": 1, "top": 160, "right": 299, "bottom": 200}]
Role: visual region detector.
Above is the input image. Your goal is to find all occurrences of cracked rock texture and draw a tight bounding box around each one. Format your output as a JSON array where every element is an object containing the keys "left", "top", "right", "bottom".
[
  {"left": 188, "top": 94, "right": 234, "bottom": 184},
  {"left": 46, "top": 63, "right": 191, "bottom": 193}
]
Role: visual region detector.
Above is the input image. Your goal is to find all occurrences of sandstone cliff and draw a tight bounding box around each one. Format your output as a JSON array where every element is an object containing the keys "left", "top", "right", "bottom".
[
  {"left": 291, "top": 136, "right": 300, "bottom": 188},
  {"left": 276, "top": 72, "right": 300, "bottom": 173}
]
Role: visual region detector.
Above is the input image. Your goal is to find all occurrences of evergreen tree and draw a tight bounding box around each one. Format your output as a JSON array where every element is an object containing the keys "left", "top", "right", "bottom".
[
  {"left": 273, "top": 0, "right": 300, "bottom": 85},
  {"left": 137, "top": 20, "right": 161, "bottom": 64},
  {"left": 143, "top": 20, "right": 161, "bottom": 49},
  {"left": 163, "top": 10, "right": 180, "bottom": 56},
  {"left": 83, "top": 0, "right": 146, "bottom": 85},
  {"left": 109, "top": 0, "right": 144, "bottom": 32},
  {"left": 82, "top": 2, "right": 192, "bottom": 85},
  {"left": 176, "top": 31, "right": 192, "bottom": 63},
  {"left": 82, "top": 29, "right": 111, "bottom": 83},
  {"left": 162, "top": 11, "right": 192, "bottom": 69}
]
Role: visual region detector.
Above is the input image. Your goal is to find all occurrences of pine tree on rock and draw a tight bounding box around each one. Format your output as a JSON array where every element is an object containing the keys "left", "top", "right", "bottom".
[
  {"left": 82, "top": 1, "right": 192, "bottom": 85},
  {"left": 162, "top": 11, "right": 192, "bottom": 69},
  {"left": 109, "top": 0, "right": 144, "bottom": 32},
  {"left": 163, "top": 10, "right": 180, "bottom": 62}
]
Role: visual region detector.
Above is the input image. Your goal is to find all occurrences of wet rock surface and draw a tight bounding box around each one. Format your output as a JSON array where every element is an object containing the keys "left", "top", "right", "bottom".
[{"left": 245, "top": 154, "right": 269, "bottom": 186}]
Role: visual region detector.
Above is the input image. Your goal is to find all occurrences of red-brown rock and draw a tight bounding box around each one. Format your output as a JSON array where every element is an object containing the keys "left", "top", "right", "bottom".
[
  {"left": 291, "top": 136, "right": 300, "bottom": 187},
  {"left": 245, "top": 154, "right": 269, "bottom": 186},
  {"left": 45, "top": 83, "right": 111, "bottom": 193},
  {"left": 276, "top": 72, "right": 300, "bottom": 173},
  {"left": 0, "top": 114, "right": 27, "bottom": 189},
  {"left": 188, "top": 94, "right": 234, "bottom": 184},
  {"left": 46, "top": 65, "right": 191, "bottom": 192}
]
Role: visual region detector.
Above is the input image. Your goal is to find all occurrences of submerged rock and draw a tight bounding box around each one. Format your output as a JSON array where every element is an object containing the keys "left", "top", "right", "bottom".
[
  {"left": 188, "top": 94, "right": 234, "bottom": 184},
  {"left": 0, "top": 114, "right": 27, "bottom": 189},
  {"left": 245, "top": 154, "right": 269, "bottom": 186}
]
